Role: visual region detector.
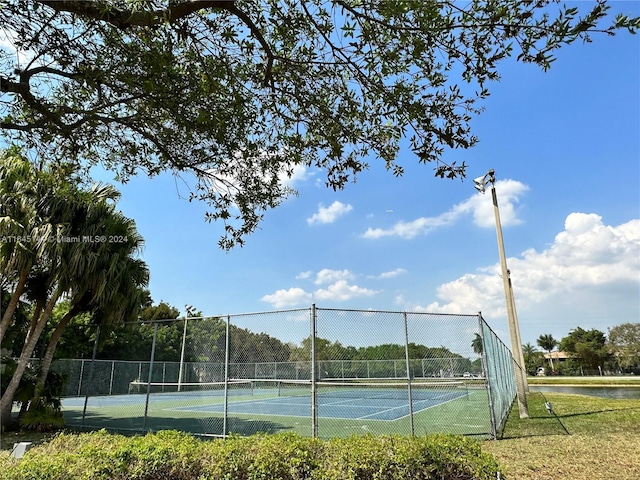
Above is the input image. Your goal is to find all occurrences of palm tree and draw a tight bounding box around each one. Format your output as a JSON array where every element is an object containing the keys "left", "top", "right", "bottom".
[
  {"left": 0, "top": 152, "right": 43, "bottom": 342},
  {"left": 521, "top": 343, "right": 541, "bottom": 376},
  {"left": 30, "top": 191, "right": 120, "bottom": 378},
  {"left": 0, "top": 174, "right": 122, "bottom": 425},
  {"left": 0, "top": 157, "right": 78, "bottom": 426},
  {"left": 0, "top": 153, "right": 76, "bottom": 344},
  {"left": 32, "top": 205, "right": 148, "bottom": 399},
  {"left": 537, "top": 334, "right": 558, "bottom": 371},
  {"left": 471, "top": 333, "right": 483, "bottom": 355},
  {"left": 522, "top": 343, "right": 537, "bottom": 357}
]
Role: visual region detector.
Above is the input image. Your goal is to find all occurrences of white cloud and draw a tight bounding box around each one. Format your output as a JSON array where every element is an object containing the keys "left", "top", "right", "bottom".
[
  {"left": 261, "top": 288, "right": 312, "bottom": 308},
  {"left": 363, "top": 179, "right": 528, "bottom": 239},
  {"left": 314, "top": 280, "right": 379, "bottom": 302},
  {"left": 295, "top": 270, "right": 313, "bottom": 280},
  {"left": 424, "top": 213, "right": 640, "bottom": 322},
  {"left": 516, "top": 213, "right": 640, "bottom": 288},
  {"left": 363, "top": 215, "right": 453, "bottom": 239},
  {"left": 307, "top": 201, "right": 353, "bottom": 225},
  {"left": 262, "top": 269, "right": 380, "bottom": 307},
  {"left": 280, "top": 164, "right": 313, "bottom": 187},
  {"left": 425, "top": 272, "right": 504, "bottom": 315},
  {"left": 470, "top": 179, "right": 529, "bottom": 228},
  {"left": 370, "top": 268, "right": 408, "bottom": 279},
  {"left": 314, "top": 268, "right": 353, "bottom": 285}
]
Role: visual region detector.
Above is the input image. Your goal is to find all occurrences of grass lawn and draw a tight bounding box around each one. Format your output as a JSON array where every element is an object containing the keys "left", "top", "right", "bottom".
[
  {"left": 527, "top": 375, "right": 640, "bottom": 385},
  {"left": 482, "top": 391, "right": 640, "bottom": 479}
]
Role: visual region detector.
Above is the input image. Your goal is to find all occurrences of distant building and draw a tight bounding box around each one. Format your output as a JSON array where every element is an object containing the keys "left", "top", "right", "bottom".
[
  {"left": 543, "top": 351, "right": 569, "bottom": 370},
  {"left": 544, "top": 351, "right": 569, "bottom": 362}
]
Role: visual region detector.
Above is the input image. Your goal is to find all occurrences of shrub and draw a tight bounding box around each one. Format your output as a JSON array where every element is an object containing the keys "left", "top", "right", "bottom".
[
  {"left": 320, "top": 434, "right": 500, "bottom": 480},
  {"left": 0, "top": 430, "right": 503, "bottom": 480}
]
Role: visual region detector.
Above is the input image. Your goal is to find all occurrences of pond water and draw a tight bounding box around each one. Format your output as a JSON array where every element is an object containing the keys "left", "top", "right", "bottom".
[{"left": 529, "top": 385, "right": 640, "bottom": 399}]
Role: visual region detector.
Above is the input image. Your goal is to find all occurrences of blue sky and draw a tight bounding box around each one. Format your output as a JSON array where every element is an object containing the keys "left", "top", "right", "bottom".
[
  {"left": 6, "top": 3, "right": 637, "bottom": 351},
  {"left": 103, "top": 6, "right": 639, "bottom": 352}
]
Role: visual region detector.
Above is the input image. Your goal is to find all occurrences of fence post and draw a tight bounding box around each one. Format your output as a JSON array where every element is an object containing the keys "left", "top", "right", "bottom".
[
  {"left": 223, "top": 315, "right": 231, "bottom": 438},
  {"left": 478, "top": 314, "right": 497, "bottom": 439},
  {"left": 81, "top": 325, "right": 101, "bottom": 427},
  {"left": 109, "top": 360, "right": 115, "bottom": 396},
  {"left": 403, "top": 312, "right": 415, "bottom": 436},
  {"left": 311, "top": 304, "right": 317, "bottom": 438},
  {"left": 178, "top": 317, "right": 188, "bottom": 391},
  {"left": 77, "top": 360, "right": 84, "bottom": 397},
  {"left": 142, "top": 322, "right": 158, "bottom": 431}
]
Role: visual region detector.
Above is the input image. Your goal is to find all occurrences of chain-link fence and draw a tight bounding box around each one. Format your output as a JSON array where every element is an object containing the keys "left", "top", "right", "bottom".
[{"left": 53, "top": 306, "right": 516, "bottom": 439}]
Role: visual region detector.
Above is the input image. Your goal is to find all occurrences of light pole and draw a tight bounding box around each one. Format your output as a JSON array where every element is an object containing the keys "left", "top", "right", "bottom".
[{"left": 474, "top": 169, "right": 529, "bottom": 418}]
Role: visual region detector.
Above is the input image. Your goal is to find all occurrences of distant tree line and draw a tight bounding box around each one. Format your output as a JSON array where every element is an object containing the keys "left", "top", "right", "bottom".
[
  {"left": 61, "top": 301, "right": 476, "bottom": 372},
  {"left": 3, "top": 294, "right": 478, "bottom": 372},
  {"left": 522, "top": 323, "right": 640, "bottom": 376}
]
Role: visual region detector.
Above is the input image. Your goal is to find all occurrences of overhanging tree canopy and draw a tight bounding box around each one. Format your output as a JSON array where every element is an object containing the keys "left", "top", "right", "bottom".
[{"left": 1, "top": 0, "right": 638, "bottom": 247}]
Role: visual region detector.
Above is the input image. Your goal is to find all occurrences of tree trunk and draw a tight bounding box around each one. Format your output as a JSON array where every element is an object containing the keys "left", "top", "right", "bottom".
[
  {"left": 0, "top": 266, "right": 30, "bottom": 344},
  {"left": 33, "top": 306, "right": 80, "bottom": 398},
  {"left": 0, "top": 290, "right": 60, "bottom": 427}
]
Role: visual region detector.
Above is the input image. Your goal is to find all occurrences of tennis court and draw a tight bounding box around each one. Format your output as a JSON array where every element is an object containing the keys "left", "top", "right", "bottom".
[
  {"left": 63, "top": 379, "right": 470, "bottom": 422},
  {"left": 170, "top": 380, "right": 470, "bottom": 421},
  {"left": 57, "top": 308, "right": 515, "bottom": 439},
  {"left": 60, "top": 378, "right": 493, "bottom": 438}
]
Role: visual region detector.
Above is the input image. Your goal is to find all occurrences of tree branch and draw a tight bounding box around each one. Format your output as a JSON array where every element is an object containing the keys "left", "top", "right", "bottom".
[
  {"left": 36, "top": 0, "right": 235, "bottom": 29},
  {"left": 35, "top": 0, "right": 276, "bottom": 87},
  {"left": 224, "top": 4, "right": 275, "bottom": 88},
  {"left": 20, "top": 66, "right": 83, "bottom": 82},
  {"left": 0, "top": 75, "right": 65, "bottom": 129}
]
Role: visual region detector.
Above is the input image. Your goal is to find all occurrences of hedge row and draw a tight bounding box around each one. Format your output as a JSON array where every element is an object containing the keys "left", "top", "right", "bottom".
[{"left": 0, "top": 430, "right": 502, "bottom": 480}]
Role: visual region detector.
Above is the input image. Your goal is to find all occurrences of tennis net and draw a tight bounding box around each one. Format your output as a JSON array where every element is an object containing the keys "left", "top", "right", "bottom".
[
  {"left": 247, "top": 378, "right": 468, "bottom": 402},
  {"left": 128, "top": 380, "right": 255, "bottom": 398}
]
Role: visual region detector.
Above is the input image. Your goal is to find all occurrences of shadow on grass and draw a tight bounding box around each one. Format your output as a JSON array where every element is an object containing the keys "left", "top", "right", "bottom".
[
  {"left": 498, "top": 393, "right": 569, "bottom": 439},
  {"left": 498, "top": 422, "right": 570, "bottom": 440},
  {"left": 0, "top": 429, "right": 60, "bottom": 451},
  {"left": 62, "top": 410, "right": 291, "bottom": 437},
  {"left": 554, "top": 407, "right": 640, "bottom": 419},
  {"left": 498, "top": 392, "right": 640, "bottom": 440}
]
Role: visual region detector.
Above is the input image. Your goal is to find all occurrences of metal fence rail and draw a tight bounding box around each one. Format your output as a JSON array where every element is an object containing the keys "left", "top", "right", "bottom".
[{"left": 52, "top": 306, "right": 516, "bottom": 439}]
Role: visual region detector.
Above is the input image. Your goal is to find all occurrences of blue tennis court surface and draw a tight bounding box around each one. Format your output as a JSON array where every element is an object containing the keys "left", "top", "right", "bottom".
[
  {"left": 61, "top": 381, "right": 470, "bottom": 422},
  {"left": 169, "top": 390, "right": 467, "bottom": 421}
]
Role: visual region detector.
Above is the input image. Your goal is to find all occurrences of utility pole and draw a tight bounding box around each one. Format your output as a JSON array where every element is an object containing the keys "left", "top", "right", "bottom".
[{"left": 474, "top": 169, "right": 529, "bottom": 418}]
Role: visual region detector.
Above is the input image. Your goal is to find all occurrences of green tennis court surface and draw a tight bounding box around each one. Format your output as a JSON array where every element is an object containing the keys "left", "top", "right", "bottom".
[{"left": 61, "top": 380, "right": 493, "bottom": 438}]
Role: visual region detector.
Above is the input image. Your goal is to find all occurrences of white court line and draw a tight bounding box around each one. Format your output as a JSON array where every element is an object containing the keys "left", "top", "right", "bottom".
[
  {"left": 356, "top": 391, "right": 468, "bottom": 420},
  {"left": 165, "top": 391, "right": 469, "bottom": 422},
  {"left": 393, "top": 392, "right": 469, "bottom": 420},
  {"left": 356, "top": 403, "right": 410, "bottom": 420}
]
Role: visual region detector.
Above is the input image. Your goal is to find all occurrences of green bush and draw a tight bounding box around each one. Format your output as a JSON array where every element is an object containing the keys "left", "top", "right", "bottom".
[
  {"left": 0, "top": 430, "right": 502, "bottom": 480},
  {"left": 320, "top": 434, "right": 500, "bottom": 480}
]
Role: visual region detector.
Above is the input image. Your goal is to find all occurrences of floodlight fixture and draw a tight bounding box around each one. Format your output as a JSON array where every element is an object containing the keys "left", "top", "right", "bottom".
[
  {"left": 473, "top": 174, "right": 488, "bottom": 193},
  {"left": 473, "top": 169, "right": 495, "bottom": 194}
]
